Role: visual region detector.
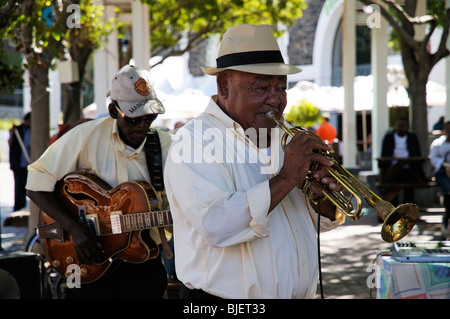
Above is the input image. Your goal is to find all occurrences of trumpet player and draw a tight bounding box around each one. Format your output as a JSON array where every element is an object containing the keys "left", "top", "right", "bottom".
[{"left": 164, "top": 24, "right": 345, "bottom": 299}]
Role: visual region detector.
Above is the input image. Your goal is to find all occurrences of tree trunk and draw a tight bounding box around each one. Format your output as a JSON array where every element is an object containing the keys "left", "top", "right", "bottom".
[
  {"left": 28, "top": 63, "right": 50, "bottom": 162},
  {"left": 62, "top": 81, "right": 83, "bottom": 124},
  {"left": 62, "top": 47, "right": 92, "bottom": 123},
  {"left": 401, "top": 41, "right": 431, "bottom": 156},
  {"left": 409, "top": 77, "right": 428, "bottom": 156},
  {"left": 399, "top": 0, "right": 431, "bottom": 157},
  {"left": 27, "top": 62, "right": 51, "bottom": 233}
]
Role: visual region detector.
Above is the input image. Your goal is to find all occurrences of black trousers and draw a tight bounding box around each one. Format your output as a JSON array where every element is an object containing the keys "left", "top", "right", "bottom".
[
  {"left": 13, "top": 167, "right": 28, "bottom": 211},
  {"left": 64, "top": 253, "right": 168, "bottom": 299},
  {"left": 179, "top": 284, "right": 221, "bottom": 299}
]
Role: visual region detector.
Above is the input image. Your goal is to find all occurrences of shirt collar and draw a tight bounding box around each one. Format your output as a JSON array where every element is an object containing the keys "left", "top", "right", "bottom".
[
  {"left": 112, "top": 119, "right": 146, "bottom": 157},
  {"left": 204, "top": 95, "right": 246, "bottom": 135}
]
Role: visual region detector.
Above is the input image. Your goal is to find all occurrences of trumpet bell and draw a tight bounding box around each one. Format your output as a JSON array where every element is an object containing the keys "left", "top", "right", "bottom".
[{"left": 380, "top": 203, "right": 419, "bottom": 243}]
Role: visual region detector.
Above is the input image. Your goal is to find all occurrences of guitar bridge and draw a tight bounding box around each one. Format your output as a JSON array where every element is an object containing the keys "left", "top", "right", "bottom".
[{"left": 36, "top": 222, "right": 65, "bottom": 242}]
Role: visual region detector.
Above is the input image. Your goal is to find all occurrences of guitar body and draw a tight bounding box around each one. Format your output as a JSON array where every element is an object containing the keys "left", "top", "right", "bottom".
[{"left": 37, "top": 173, "right": 163, "bottom": 284}]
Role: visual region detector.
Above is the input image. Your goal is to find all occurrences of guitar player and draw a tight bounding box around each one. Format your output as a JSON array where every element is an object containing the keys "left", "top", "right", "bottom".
[{"left": 26, "top": 65, "right": 172, "bottom": 299}]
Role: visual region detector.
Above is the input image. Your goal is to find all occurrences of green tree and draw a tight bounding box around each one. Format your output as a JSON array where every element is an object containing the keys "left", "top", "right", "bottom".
[
  {"left": 5, "top": 0, "right": 80, "bottom": 161},
  {"left": 285, "top": 99, "right": 322, "bottom": 128},
  {"left": 0, "top": 44, "right": 24, "bottom": 93},
  {"left": 146, "top": 0, "right": 307, "bottom": 65},
  {"left": 0, "top": 0, "right": 23, "bottom": 92},
  {"left": 2, "top": 0, "right": 79, "bottom": 233},
  {"left": 2, "top": 0, "right": 119, "bottom": 157}
]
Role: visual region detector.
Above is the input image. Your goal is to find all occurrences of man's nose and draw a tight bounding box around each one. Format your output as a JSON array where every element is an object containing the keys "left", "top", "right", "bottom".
[{"left": 266, "top": 88, "right": 281, "bottom": 105}]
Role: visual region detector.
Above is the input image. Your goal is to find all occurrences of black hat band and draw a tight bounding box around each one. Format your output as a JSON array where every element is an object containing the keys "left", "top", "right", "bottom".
[{"left": 216, "top": 50, "right": 284, "bottom": 68}]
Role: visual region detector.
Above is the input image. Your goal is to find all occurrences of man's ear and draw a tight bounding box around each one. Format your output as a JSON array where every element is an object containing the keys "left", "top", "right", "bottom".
[
  {"left": 217, "top": 72, "right": 230, "bottom": 99},
  {"left": 108, "top": 103, "right": 118, "bottom": 119}
]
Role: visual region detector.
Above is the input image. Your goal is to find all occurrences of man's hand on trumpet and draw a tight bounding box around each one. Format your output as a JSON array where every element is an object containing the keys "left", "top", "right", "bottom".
[{"left": 268, "top": 129, "right": 343, "bottom": 220}]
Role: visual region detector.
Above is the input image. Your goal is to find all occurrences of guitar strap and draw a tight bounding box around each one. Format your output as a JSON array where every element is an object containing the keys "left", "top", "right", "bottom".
[
  {"left": 144, "top": 129, "right": 173, "bottom": 259},
  {"left": 144, "top": 128, "right": 164, "bottom": 191}
]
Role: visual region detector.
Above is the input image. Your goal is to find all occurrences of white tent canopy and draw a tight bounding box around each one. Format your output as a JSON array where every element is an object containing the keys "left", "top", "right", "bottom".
[
  {"left": 285, "top": 74, "right": 446, "bottom": 114},
  {"left": 153, "top": 88, "right": 210, "bottom": 129}
]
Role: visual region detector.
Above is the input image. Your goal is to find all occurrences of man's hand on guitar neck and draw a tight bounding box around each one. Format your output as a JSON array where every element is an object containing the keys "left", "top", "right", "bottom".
[{"left": 27, "top": 190, "right": 106, "bottom": 265}]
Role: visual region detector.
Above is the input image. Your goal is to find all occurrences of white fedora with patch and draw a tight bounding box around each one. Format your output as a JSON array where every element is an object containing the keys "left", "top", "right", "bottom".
[{"left": 201, "top": 24, "right": 302, "bottom": 76}]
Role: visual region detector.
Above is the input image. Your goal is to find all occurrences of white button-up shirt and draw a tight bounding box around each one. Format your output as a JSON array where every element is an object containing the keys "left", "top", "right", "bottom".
[{"left": 164, "top": 96, "right": 343, "bottom": 299}]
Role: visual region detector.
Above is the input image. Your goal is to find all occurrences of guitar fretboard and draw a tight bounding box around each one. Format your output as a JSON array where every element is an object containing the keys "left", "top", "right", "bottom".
[{"left": 119, "top": 210, "right": 172, "bottom": 233}]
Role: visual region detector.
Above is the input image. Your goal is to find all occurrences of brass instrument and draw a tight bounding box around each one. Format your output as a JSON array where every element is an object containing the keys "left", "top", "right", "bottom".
[{"left": 265, "top": 110, "right": 419, "bottom": 243}]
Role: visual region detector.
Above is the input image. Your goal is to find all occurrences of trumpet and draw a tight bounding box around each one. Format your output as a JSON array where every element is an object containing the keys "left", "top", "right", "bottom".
[{"left": 265, "top": 111, "right": 419, "bottom": 243}]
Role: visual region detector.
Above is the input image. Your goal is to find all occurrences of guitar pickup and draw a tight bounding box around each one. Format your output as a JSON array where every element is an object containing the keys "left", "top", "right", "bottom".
[
  {"left": 86, "top": 214, "right": 100, "bottom": 236},
  {"left": 110, "top": 211, "right": 123, "bottom": 234}
]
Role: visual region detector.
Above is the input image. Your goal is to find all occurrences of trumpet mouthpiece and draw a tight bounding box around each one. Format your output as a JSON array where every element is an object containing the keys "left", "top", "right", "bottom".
[{"left": 265, "top": 111, "right": 277, "bottom": 120}]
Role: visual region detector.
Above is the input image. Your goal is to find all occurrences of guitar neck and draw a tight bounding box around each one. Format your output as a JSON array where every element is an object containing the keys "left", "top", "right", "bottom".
[{"left": 111, "top": 210, "right": 172, "bottom": 234}]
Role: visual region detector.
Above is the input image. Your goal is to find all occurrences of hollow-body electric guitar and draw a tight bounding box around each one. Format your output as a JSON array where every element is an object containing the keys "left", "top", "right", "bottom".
[{"left": 36, "top": 173, "right": 172, "bottom": 284}]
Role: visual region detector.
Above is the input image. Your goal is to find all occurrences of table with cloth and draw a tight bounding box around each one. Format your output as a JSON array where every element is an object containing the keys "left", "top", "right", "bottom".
[{"left": 376, "top": 255, "right": 450, "bottom": 299}]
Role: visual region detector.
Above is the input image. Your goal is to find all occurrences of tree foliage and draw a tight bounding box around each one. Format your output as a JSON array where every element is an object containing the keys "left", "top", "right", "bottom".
[
  {"left": 145, "top": 0, "right": 307, "bottom": 63},
  {"left": 285, "top": 99, "right": 322, "bottom": 128},
  {"left": 0, "top": 50, "right": 24, "bottom": 92},
  {"left": 0, "top": 0, "right": 24, "bottom": 90}
]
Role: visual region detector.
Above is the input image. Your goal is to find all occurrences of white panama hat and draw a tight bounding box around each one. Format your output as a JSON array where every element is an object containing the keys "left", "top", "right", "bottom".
[{"left": 201, "top": 24, "right": 302, "bottom": 76}]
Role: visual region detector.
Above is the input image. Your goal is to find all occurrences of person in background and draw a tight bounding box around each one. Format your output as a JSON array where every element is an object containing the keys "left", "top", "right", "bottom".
[
  {"left": 429, "top": 121, "right": 450, "bottom": 237},
  {"left": 433, "top": 116, "right": 445, "bottom": 132},
  {"left": 378, "top": 118, "right": 426, "bottom": 205},
  {"left": 174, "top": 121, "right": 185, "bottom": 130},
  {"left": 164, "top": 24, "right": 345, "bottom": 299},
  {"left": 9, "top": 112, "right": 31, "bottom": 211},
  {"left": 26, "top": 65, "right": 172, "bottom": 299},
  {"left": 316, "top": 113, "right": 337, "bottom": 145}
]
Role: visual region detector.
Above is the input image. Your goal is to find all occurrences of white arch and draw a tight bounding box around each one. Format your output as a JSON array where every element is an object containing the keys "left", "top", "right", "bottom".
[{"left": 312, "top": 0, "right": 344, "bottom": 86}]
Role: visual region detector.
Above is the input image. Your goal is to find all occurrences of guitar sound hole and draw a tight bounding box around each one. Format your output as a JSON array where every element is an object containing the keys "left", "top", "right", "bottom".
[{"left": 64, "top": 185, "right": 99, "bottom": 206}]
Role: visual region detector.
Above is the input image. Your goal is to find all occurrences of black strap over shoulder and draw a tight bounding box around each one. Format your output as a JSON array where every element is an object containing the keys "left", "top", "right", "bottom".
[{"left": 144, "top": 129, "right": 164, "bottom": 191}]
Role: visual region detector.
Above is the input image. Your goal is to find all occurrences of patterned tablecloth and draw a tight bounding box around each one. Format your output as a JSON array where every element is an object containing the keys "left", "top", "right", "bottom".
[{"left": 376, "top": 255, "right": 450, "bottom": 299}]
